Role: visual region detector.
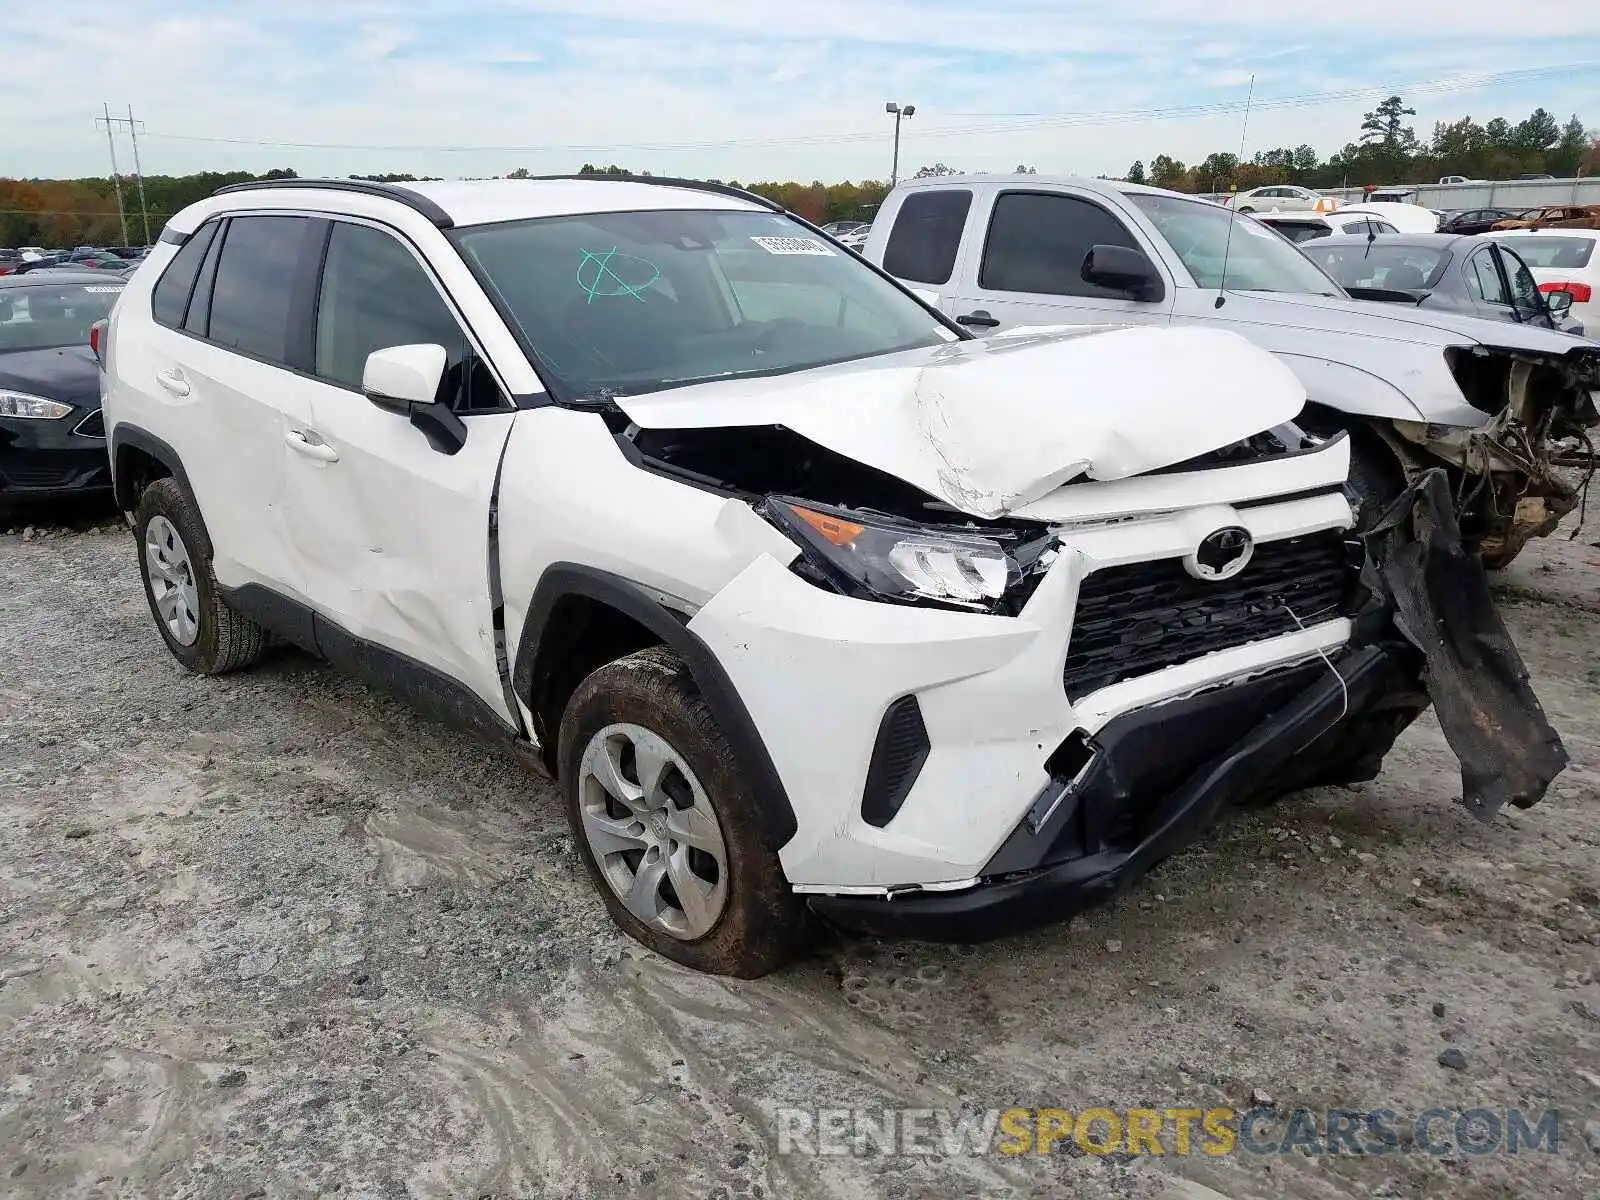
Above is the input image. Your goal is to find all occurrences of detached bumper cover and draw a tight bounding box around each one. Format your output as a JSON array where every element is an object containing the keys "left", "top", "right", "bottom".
[
  {"left": 1363, "top": 468, "right": 1568, "bottom": 817},
  {"left": 809, "top": 644, "right": 1426, "bottom": 942}
]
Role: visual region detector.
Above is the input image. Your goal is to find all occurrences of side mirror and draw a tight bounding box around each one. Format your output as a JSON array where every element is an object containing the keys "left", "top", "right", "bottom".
[
  {"left": 1082, "top": 245, "right": 1166, "bottom": 302},
  {"left": 363, "top": 343, "right": 446, "bottom": 408},
  {"left": 362, "top": 343, "right": 467, "bottom": 455},
  {"left": 1545, "top": 290, "right": 1574, "bottom": 317}
]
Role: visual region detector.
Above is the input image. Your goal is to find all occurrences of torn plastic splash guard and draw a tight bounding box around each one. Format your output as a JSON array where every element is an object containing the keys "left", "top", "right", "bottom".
[{"left": 1362, "top": 467, "right": 1568, "bottom": 817}]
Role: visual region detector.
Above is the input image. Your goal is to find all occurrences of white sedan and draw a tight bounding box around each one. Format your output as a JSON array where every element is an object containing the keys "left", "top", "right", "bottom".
[
  {"left": 1228, "top": 185, "right": 1328, "bottom": 214},
  {"left": 1485, "top": 228, "right": 1600, "bottom": 335},
  {"left": 1333, "top": 203, "right": 1440, "bottom": 234}
]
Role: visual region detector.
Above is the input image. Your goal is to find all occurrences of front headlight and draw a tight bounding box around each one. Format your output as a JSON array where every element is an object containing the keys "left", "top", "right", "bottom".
[
  {"left": 764, "top": 496, "right": 1053, "bottom": 613},
  {"left": 0, "top": 391, "right": 73, "bottom": 420}
]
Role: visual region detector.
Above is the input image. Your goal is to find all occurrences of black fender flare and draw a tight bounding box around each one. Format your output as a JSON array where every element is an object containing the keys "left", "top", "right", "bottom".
[
  {"left": 513, "top": 564, "right": 798, "bottom": 846},
  {"left": 109, "top": 424, "right": 197, "bottom": 514}
]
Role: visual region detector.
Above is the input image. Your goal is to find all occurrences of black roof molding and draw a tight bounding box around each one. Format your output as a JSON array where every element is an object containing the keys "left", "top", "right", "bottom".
[
  {"left": 211, "top": 174, "right": 789, "bottom": 231},
  {"left": 211, "top": 179, "right": 455, "bottom": 228}
]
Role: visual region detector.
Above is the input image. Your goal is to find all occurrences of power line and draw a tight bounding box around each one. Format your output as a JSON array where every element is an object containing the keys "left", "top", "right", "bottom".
[{"left": 131, "top": 62, "right": 1600, "bottom": 157}]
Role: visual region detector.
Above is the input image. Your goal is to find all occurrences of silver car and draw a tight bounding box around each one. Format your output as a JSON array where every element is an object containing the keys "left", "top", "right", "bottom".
[{"left": 1229, "top": 185, "right": 1327, "bottom": 214}]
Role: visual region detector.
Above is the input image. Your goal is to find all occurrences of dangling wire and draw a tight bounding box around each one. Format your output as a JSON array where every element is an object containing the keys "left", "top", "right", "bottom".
[{"left": 1284, "top": 602, "right": 1350, "bottom": 728}]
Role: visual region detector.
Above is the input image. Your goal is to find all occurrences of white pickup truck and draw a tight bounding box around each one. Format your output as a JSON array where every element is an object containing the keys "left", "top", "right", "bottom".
[{"left": 861, "top": 175, "right": 1600, "bottom": 566}]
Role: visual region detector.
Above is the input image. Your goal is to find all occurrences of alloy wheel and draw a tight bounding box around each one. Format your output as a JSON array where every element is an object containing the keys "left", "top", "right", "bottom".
[{"left": 577, "top": 722, "right": 729, "bottom": 940}]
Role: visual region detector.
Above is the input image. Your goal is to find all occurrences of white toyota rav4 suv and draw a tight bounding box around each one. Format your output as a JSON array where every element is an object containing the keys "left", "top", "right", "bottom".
[{"left": 98, "top": 177, "right": 1432, "bottom": 977}]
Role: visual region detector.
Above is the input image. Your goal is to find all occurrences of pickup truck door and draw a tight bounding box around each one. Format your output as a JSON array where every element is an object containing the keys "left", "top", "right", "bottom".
[
  {"left": 943, "top": 188, "right": 1175, "bottom": 334},
  {"left": 280, "top": 218, "right": 519, "bottom": 727}
]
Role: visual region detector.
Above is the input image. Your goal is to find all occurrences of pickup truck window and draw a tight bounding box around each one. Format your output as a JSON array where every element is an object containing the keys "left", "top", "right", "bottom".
[
  {"left": 978, "top": 192, "right": 1141, "bottom": 297},
  {"left": 1129, "top": 193, "right": 1344, "bottom": 296},
  {"left": 454, "top": 208, "right": 950, "bottom": 398},
  {"left": 882, "top": 189, "right": 972, "bottom": 285}
]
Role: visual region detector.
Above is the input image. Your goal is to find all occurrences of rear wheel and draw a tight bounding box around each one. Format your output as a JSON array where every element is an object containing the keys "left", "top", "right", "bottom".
[
  {"left": 558, "top": 646, "right": 813, "bottom": 978},
  {"left": 133, "top": 478, "right": 267, "bottom": 674}
]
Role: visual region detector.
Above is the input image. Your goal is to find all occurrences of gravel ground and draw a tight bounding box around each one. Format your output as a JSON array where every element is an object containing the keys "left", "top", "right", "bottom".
[{"left": 2, "top": 507, "right": 1599, "bottom": 1200}]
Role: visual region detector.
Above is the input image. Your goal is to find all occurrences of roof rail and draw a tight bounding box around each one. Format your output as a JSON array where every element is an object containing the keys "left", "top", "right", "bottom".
[
  {"left": 509, "top": 174, "right": 786, "bottom": 214},
  {"left": 210, "top": 178, "right": 455, "bottom": 228}
]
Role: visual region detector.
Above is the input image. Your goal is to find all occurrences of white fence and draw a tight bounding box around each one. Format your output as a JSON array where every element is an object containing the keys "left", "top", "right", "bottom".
[{"left": 1201, "top": 176, "right": 1599, "bottom": 210}]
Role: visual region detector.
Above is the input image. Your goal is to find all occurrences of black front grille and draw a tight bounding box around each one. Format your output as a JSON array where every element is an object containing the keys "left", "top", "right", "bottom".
[
  {"left": 73, "top": 410, "right": 106, "bottom": 438},
  {"left": 1062, "top": 532, "right": 1353, "bottom": 700}
]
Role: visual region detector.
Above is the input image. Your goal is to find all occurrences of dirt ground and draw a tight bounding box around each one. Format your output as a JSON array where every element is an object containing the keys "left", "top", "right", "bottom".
[{"left": 2, "top": 506, "right": 1599, "bottom": 1200}]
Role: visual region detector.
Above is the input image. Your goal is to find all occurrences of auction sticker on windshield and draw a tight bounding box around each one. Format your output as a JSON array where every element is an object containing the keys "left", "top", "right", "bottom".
[{"left": 751, "top": 236, "right": 835, "bottom": 256}]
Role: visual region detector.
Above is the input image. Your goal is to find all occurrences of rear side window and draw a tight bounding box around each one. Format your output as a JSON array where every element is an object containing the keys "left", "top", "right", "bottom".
[
  {"left": 150, "top": 221, "right": 218, "bottom": 328},
  {"left": 980, "top": 192, "right": 1141, "bottom": 297},
  {"left": 207, "top": 216, "right": 317, "bottom": 366},
  {"left": 883, "top": 190, "right": 972, "bottom": 286},
  {"left": 1465, "top": 248, "right": 1509, "bottom": 305}
]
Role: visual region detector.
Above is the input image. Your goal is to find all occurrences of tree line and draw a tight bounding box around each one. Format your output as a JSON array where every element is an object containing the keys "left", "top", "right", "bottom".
[
  {"left": 1129, "top": 99, "right": 1597, "bottom": 195},
  {"left": 4, "top": 98, "right": 1597, "bottom": 247}
]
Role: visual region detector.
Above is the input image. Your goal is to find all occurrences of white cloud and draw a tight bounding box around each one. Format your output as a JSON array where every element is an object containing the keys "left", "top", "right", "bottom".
[{"left": 2, "top": 0, "right": 1596, "bottom": 184}]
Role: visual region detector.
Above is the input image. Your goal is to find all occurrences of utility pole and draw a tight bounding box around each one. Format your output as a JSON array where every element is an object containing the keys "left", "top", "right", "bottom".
[
  {"left": 126, "top": 105, "right": 152, "bottom": 244},
  {"left": 96, "top": 103, "right": 130, "bottom": 245}
]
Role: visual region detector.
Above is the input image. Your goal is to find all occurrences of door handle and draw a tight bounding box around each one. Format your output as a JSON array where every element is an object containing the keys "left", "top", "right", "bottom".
[
  {"left": 155, "top": 368, "right": 190, "bottom": 397},
  {"left": 284, "top": 429, "right": 339, "bottom": 463},
  {"left": 956, "top": 311, "right": 1001, "bottom": 328}
]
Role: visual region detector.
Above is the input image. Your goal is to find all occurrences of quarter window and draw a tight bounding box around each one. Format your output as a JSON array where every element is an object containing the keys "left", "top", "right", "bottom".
[
  {"left": 1465, "top": 248, "right": 1509, "bottom": 305},
  {"left": 150, "top": 220, "right": 218, "bottom": 329},
  {"left": 979, "top": 192, "right": 1141, "bottom": 297},
  {"left": 207, "top": 216, "right": 318, "bottom": 366}
]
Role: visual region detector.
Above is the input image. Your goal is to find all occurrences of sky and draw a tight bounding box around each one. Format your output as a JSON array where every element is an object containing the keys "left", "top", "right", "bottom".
[{"left": 4, "top": 0, "right": 1599, "bottom": 184}]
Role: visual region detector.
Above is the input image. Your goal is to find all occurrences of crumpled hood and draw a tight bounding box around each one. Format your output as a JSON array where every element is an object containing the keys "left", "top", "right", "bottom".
[{"left": 615, "top": 325, "right": 1307, "bottom": 518}]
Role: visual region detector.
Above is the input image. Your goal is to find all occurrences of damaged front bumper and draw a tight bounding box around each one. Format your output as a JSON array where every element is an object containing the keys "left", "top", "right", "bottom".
[
  {"left": 810, "top": 644, "right": 1426, "bottom": 942},
  {"left": 810, "top": 469, "right": 1568, "bottom": 944}
]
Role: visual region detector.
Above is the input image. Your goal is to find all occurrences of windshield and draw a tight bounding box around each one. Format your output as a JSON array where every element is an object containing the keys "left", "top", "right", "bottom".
[
  {"left": 1306, "top": 244, "right": 1449, "bottom": 292},
  {"left": 1129, "top": 194, "right": 1345, "bottom": 296},
  {"left": 452, "top": 209, "right": 952, "bottom": 398},
  {"left": 0, "top": 281, "right": 123, "bottom": 352},
  {"left": 1492, "top": 236, "right": 1595, "bottom": 270}
]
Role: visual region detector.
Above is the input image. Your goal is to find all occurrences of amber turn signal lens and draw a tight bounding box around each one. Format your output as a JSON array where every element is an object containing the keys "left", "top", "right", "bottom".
[{"left": 791, "top": 505, "right": 865, "bottom": 547}]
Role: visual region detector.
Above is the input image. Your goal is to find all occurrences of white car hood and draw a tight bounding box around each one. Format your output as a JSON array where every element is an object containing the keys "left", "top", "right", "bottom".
[
  {"left": 614, "top": 325, "right": 1307, "bottom": 519},
  {"left": 1219, "top": 289, "right": 1597, "bottom": 352}
]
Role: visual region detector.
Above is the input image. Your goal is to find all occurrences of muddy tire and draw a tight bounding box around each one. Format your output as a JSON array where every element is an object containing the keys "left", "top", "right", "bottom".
[
  {"left": 557, "top": 646, "right": 813, "bottom": 978},
  {"left": 1344, "top": 432, "right": 1408, "bottom": 533},
  {"left": 133, "top": 477, "right": 267, "bottom": 675}
]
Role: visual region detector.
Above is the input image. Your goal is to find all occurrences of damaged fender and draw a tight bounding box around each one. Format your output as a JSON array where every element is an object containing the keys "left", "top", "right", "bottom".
[{"left": 1362, "top": 469, "right": 1568, "bottom": 817}]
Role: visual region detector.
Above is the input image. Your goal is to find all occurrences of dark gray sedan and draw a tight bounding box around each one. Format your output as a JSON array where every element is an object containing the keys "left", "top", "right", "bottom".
[{"left": 1301, "top": 233, "right": 1583, "bottom": 336}]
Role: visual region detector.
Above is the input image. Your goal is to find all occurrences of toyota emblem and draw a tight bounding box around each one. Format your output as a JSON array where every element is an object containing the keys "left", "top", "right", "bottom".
[{"left": 1186, "top": 527, "right": 1254, "bottom": 581}]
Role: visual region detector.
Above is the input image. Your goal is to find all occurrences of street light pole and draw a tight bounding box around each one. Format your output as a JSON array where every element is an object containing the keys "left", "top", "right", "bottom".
[{"left": 886, "top": 102, "right": 916, "bottom": 187}]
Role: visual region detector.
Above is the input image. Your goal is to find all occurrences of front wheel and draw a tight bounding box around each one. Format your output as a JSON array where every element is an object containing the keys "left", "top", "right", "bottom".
[{"left": 557, "top": 646, "right": 813, "bottom": 978}]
